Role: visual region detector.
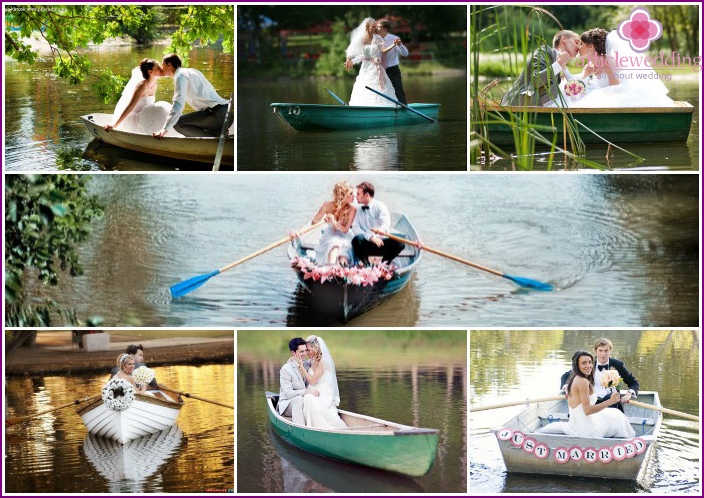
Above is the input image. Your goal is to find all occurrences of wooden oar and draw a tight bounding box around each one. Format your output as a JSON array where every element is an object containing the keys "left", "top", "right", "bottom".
[
  {"left": 170, "top": 220, "right": 327, "bottom": 298},
  {"left": 212, "top": 93, "right": 234, "bottom": 172},
  {"left": 372, "top": 230, "right": 554, "bottom": 291},
  {"left": 160, "top": 386, "right": 233, "bottom": 409},
  {"left": 325, "top": 88, "right": 347, "bottom": 105},
  {"left": 364, "top": 85, "right": 436, "bottom": 123},
  {"left": 470, "top": 395, "right": 564, "bottom": 412},
  {"left": 629, "top": 400, "right": 699, "bottom": 422},
  {"left": 5, "top": 394, "right": 101, "bottom": 427}
]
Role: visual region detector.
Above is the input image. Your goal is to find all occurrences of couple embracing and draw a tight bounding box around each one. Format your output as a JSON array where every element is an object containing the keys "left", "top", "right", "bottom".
[
  {"left": 307, "top": 181, "right": 404, "bottom": 268},
  {"left": 277, "top": 336, "right": 346, "bottom": 429},
  {"left": 105, "top": 53, "right": 231, "bottom": 138}
]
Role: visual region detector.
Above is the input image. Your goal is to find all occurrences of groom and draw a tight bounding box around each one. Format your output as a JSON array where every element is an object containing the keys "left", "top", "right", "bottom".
[
  {"left": 560, "top": 337, "right": 639, "bottom": 413},
  {"left": 501, "top": 30, "right": 581, "bottom": 106},
  {"left": 278, "top": 337, "right": 318, "bottom": 425},
  {"left": 153, "top": 53, "right": 231, "bottom": 138}
]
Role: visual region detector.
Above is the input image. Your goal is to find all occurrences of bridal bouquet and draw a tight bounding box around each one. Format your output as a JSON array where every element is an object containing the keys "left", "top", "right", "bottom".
[
  {"left": 564, "top": 79, "right": 586, "bottom": 97},
  {"left": 291, "top": 256, "right": 396, "bottom": 286},
  {"left": 133, "top": 366, "right": 155, "bottom": 385},
  {"left": 600, "top": 369, "right": 622, "bottom": 391}
]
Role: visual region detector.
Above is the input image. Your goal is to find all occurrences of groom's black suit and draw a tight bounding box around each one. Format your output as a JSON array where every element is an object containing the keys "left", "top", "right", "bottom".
[{"left": 560, "top": 358, "right": 639, "bottom": 413}]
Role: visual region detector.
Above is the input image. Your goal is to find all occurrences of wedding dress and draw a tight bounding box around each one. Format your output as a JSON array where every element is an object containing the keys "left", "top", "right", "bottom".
[
  {"left": 346, "top": 19, "right": 397, "bottom": 106},
  {"left": 546, "top": 71, "right": 610, "bottom": 107},
  {"left": 314, "top": 223, "right": 354, "bottom": 265},
  {"left": 563, "top": 392, "right": 635, "bottom": 438},
  {"left": 302, "top": 366, "right": 347, "bottom": 429}
]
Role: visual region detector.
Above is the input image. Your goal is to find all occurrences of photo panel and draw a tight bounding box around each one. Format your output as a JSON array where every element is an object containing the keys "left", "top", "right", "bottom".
[
  {"left": 469, "top": 329, "right": 700, "bottom": 493},
  {"left": 470, "top": 4, "right": 700, "bottom": 170},
  {"left": 3, "top": 329, "right": 234, "bottom": 493},
  {"left": 237, "top": 328, "right": 467, "bottom": 493}
]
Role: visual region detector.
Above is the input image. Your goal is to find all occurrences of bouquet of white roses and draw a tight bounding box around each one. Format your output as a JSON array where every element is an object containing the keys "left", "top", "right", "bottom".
[{"left": 133, "top": 366, "right": 155, "bottom": 385}]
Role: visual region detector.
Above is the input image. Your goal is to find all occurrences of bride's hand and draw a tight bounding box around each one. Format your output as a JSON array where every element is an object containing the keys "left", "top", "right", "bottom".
[
  {"left": 609, "top": 392, "right": 621, "bottom": 405},
  {"left": 104, "top": 124, "right": 115, "bottom": 132}
]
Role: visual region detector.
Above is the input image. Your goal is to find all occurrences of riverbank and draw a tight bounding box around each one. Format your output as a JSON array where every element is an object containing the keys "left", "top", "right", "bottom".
[{"left": 5, "top": 331, "right": 233, "bottom": 377}]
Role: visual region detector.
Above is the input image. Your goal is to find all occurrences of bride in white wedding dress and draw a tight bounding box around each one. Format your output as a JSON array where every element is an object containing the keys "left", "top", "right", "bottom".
[
  {"left": 105, "top": 58, "right": 182, "bottom": 136},
  {"left": 561, "top": 351, "right": 635, "bottom": 438},
  {"left": 294, "top": 335, "right": 347, "bottom": 429},
  {"left": 345, "top": 18, "right": 398, "bottom": 106}
]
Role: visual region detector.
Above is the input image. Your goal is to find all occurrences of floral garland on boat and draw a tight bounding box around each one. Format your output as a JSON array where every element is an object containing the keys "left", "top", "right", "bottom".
[
  {"left": 102, "top": 378, "right": 135, "bottom": 411},
  {"left": 291, "top": 256, "right": 396, "bottom": 286}
]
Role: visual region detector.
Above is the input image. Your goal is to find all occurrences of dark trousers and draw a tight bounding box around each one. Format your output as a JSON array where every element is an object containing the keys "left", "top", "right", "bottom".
[
  {"left": 385, "top": 65, "right": 407, "bottom": 104},
  {"left": 352, "top": 234, "right": 404, "bottom": 265},
  {"left": 596, "top": 395, "right": 625, "bottom": 413},
  {"left": 174, "top": 104, "right": 231, "bottom": 137}
]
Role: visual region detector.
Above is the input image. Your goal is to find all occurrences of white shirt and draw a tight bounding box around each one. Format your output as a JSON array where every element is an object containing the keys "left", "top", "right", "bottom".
[
  {"left": 593, "top": 362, "right": 610, "bottom": 398},
  {"left": 352, "top": 199, "right": 391, "bottom": 240},
  {"left": 163, "top": 68, "right": 229, "bottom": 131},
  {"left": 380, "top": 33, "right": 408, "bottom": 69}
]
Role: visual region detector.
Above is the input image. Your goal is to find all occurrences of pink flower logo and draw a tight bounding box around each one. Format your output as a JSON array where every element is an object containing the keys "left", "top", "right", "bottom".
[{"left": 618, "top": 8, "right": 662, "bottom": 52}]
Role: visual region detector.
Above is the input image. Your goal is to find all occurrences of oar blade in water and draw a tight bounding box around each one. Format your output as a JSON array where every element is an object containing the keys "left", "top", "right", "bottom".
[
  {"left": 503, "top": 274, "right": 553, "bottom": 291},
  {"left": 170, "top": 270, "right": 220, "bottom": 298}
]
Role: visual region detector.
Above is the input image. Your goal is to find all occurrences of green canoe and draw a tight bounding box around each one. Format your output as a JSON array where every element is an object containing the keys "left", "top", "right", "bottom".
[
  {"left": 478, "top": 100, "right": 694, "bottom": 146},
  {"left": 270, "top": 103, "right": 440, "bottom": 131},
  {"left": 265, "top": 391, "right": 439, "bottom": 477}
]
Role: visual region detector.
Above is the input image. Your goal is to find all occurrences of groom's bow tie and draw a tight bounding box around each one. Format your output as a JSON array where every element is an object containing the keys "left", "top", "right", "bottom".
[
  {"left": 361, "top": 205, "right": 370, "bottom": 211},
  {"left": 597, "top": 364, "right": 608, "bottom": 371}
]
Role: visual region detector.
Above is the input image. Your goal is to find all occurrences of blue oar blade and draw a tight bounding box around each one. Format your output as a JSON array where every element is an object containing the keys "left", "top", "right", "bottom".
[
  {"left": 503, "top": 274, "right": 553, "bottom": 291},
  {"left": 170, "top": 270, "right": 220, "bottom": 298}
]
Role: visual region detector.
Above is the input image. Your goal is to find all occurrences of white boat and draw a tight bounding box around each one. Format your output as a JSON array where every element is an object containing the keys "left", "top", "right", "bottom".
[
  {"left": 77, "top": 389, "right": 184, "bottom": 444},
  {"left": 492, "top": 391, "right": 662, "bottom": 481},
  {"left": 80, "top": 113, "right": 234, "bottom": 166},
  {"left": 82, "top": 424, "right": 183, "bottom": 491}
]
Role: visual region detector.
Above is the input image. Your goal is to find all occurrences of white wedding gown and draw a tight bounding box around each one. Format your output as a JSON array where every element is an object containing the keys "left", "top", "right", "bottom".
[
  {"left": 302, "top": 366, "right": 347, "bottom": 429},
  {"left": 349, "top": 35, "right": 397, "bottom": 107},
  {"left": 563, "top": 392, "right": 635, "bottom": 438},
  {"left": 115, "top": 96, "right": 180, "bottom": 136},
  {"left": 314, "top": 225, "right": 354, "bottom": 265}
]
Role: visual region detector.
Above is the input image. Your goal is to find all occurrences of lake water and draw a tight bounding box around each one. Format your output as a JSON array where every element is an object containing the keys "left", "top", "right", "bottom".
[
  {"left": 472, "top": 78, "right": 700, "bottom": 171},
  {"left": 4, "top": 46, "right": 234, "bottom": 171},
  {"left": 4, "top": 364, "right": 234, "bottom": 493},
  {"left": 9, "top": 173, "right": 698, "bottom": 327},
  {"left": 237, "top": 74, "right": 467, "bottom": 171},
  {"left": 470, "top": 330, "right": 700, "bottom": 493},
  {"left": 237, "top": 330, "right": 467, "bottom": 493}
]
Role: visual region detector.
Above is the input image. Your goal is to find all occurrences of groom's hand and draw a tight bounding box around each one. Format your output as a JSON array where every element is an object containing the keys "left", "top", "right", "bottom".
[
  {"left": 306, "top": 387, "right": 320, "bottom": 397},
  {"left": 153, "top": 129, "right": 167, "bottom": 140},
  {"left": 557, "top": 50, "right": 570, "bottom": 68}
]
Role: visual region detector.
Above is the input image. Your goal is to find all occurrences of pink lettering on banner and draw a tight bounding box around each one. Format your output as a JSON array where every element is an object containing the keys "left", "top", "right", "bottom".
[
  {"left": 612, "top": 444, "right": 627, "bottom": 461},
  {"left": 598, "top": 447, "right": 613, "bottom": 463},
  {"left": 497, "top": 428, "right": 513, "bottom": 441},
  {"left": 568, "top": 446, "right": 584, "bottom": 462},
  {"left": 534, "top": 443, "right": 550, "bottom": 460},
  {"left": 554, "top": 447, "right": 569, "bottom": 464},
  {"left": 623, "top": 442, "right": 636, "bottom": 458},
  {"left": 522, "top": 438, "right": 537, "bottom": 453},
  {"left": 584, "top": 447, "right": 598, "bottom": 463},
  {"left": 510, "top": 431, "right": 525, "bottom": 447},
  {"left": 633, "top": 438, "right": 647, "bottom": 454}
]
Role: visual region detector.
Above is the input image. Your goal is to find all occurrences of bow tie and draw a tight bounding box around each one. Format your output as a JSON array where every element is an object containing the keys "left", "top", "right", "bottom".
[
  {"left": 361, "top": 205, "right": 370, "bottom": 211},
  {"left": 597, "top": 364, "right": 608, "bottom": 371}
]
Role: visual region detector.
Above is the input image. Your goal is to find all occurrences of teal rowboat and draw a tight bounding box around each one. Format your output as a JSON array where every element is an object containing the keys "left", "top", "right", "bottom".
[
  {"left": 265, "top": 392, "right": 439, "bottom": 477},
  {"left": 270, "top": 103, "right": 440, "bottom": 131},
  {"left": 479, "top": 100, "right": 693, "bottom": 145}
]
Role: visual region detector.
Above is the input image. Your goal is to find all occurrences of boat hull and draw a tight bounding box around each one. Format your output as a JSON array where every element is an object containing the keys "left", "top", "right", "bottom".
[
  {"left": 287, "top": 213, "right": 422, "bottom": 322},
  {"left": 78, "top": 392, "right": 183, "bottom": 444},
  {"left": 271, "top": 103, "right": 440, "bottom": 131},
  {"left": 81, "top": 113, "right": 234, "bottom": 165},
  {"left": 479, "top": 101, "right": 693, "bottom": 145},
  {"left": 492, "top": 392, "right": 662, "bottom": 480},
  {"left": 266, "top": 393, "right": 438, "bottom": 477}
]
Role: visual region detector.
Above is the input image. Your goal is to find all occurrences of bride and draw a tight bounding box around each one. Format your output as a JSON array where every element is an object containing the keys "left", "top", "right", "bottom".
[
  {"left": 310, "top": 181, "right": 356, "bottom": 266},
  {"left": 553, "top": 28, "right": 674, "bottom": 108},
  {"left": 293, "top": 335, "right": 347, "bottom": 429},
  {"left": 562, "top": 351, "right": 635, "bottom": 438},
  {"left": 105, "top": 58, "right": 181, "bottom": 136},
  {"left": 345, "top": 18, "right": 398, "bottom": 106}
]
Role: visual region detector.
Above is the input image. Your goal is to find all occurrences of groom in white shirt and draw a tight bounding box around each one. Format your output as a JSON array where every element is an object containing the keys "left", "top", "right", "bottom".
[
  {"left": 278, "top": 337, "right": 317, "bottom": 425},
  {"left": 376, "top": 20, "right": 409, "bottom": 104},
  {"left": 153, "top": 53, "right": 230, "bottom": 138}
]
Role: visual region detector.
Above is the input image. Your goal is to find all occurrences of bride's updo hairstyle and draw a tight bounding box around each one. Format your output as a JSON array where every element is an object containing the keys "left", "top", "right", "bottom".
[
  {"left": 580, "top": 28, "right": 608, "bottom": 56},
  {"left": 139, "top": 58, "right": 159, "bottom": 79},
  {"left": 305, "top": 335, "right": 323, "bottom": 361},
  {"left": 566, "top": 350, "right": 595, "bottom": 394}
]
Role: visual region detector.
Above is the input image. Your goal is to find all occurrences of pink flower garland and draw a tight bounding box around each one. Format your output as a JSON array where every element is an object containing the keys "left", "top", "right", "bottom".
[{"left": 291, "top": 256, "right": 396, "bottom": 287}]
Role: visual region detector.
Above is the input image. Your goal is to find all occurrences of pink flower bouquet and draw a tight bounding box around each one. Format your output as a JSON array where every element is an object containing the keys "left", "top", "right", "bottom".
[
  {"left": 291, "top": 256, "right": 396, "bottom": 287},
  {"left": 564, "top": 79, "right": 586, "bottom": 97},
  {"left": 600, "top": 369, "right": 623, "bottom": 390}
]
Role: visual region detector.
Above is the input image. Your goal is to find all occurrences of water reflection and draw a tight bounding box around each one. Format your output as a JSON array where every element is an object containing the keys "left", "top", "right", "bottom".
[
  {"left": 353, "top": 134, "right": 399, "bottom": 170},
  {"left": 470, "top": 330, "right": 700, "bottom": 494}
]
